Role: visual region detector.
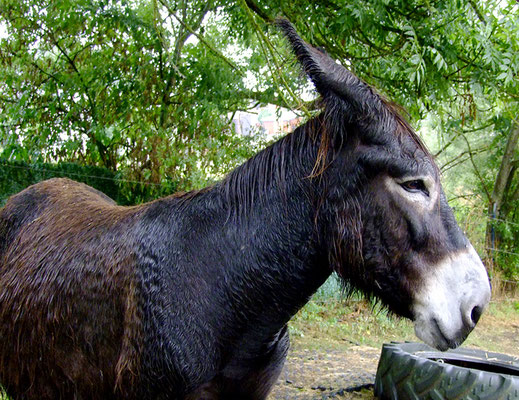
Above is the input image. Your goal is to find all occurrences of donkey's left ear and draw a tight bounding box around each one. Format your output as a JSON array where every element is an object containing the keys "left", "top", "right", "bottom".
[{"left": 276, "top": 19, "right": 385, "bottom": 121}]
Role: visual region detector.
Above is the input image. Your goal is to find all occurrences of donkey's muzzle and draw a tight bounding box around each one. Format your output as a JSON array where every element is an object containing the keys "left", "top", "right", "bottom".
[{"left": 412, "top": 244, "right": 491, "bottom": 351}]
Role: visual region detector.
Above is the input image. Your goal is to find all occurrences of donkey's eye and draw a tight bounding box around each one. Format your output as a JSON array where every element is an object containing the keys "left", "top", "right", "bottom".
[{"left": 400, "top": 180, "right": 429, "bottom": 196}]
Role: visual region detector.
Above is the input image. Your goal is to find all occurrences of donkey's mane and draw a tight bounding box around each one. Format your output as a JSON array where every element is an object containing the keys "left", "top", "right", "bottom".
[
  {"left": 382, "top": 98, "right": 433, "bottom": 159},
  {"left": 219, "top": 117, "right": 317, "bottom": 218},
  {"left": 218, "top": 96, "right": 432, "bottom": 220}
]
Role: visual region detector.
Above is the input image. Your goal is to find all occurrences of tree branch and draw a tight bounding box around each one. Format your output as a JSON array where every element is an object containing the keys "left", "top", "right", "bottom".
[
  {"left": 440, "top": 145, "right": 488, "bottom": 173},
  {"left": 244, "top": 0, "right": 273, "bottom": 23},
  {"left": 159, "top": 0, "right": 244, "bottom": 75},
  {"left": 510, "top": 180, "right": 519, "bottom": 203},
  {"left": 238, "top": 0, "right": 310, "bottom": 117},
  {"left": 468, "top": 0, "right": 486, "bottom": 25},
  {"left": 235, "top": 89, "right": 320, "bottom": 111},
  {"left": 491, "top": 122, "right": 519, "bottom": 212},
  {"left": 460, "top": 132, "right": 492, "bottom": 202},
  {"left": 434, "top": 120, "right": 495, "bottom": 157}
]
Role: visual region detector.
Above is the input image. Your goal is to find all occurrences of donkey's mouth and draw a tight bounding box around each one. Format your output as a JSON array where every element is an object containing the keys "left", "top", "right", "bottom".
[
  {"left": 431, "top": 318, "right": 464, "bottom": 351},
  {"left": 412, "top": 245, "right": 491, "bottom": 351},
  {"left": 431, "top": 318, "right": 450, "bottom": 351},
  {"left": 414, "top": 316, "right": 471, "bottom": 351}
]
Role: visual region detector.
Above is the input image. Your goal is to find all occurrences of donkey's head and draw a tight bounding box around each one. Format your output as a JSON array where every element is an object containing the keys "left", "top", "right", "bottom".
[{"left": 279, "top": 20, "right": 490, "bottom": 350}]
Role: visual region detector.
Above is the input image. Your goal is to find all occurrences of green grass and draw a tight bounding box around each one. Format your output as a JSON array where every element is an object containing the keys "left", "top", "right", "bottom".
[
  {"left": 288, "top": 297, "right": 416, "bottom": 350},
  {"left": 289, "top": 282, "right": 519, "bottom": 355}
]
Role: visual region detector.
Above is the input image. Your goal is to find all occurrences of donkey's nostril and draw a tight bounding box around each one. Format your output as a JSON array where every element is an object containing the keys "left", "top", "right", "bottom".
[{"left": 471, "top": 305, "right": 483, "bottom": 325}]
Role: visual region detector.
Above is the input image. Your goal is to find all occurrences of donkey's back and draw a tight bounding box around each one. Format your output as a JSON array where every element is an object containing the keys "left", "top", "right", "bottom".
[
  {"left": 0, "top": 178, "right": 143, "bottom": 399},
  {"left": 0, "top": 177, "right": 116, "bottom": 246}
]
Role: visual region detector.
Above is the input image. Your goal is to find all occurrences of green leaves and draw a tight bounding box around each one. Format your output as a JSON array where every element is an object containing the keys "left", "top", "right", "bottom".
[{"left": 0, "top": 0, "right": 265, "bottom": 190}]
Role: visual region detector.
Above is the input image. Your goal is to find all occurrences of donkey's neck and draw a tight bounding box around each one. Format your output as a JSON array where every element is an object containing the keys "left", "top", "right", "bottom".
[
  {"left": 139, "top": 122, "right": 332, "bottom": 382},
  {"left": 215, "top": 123, "right": 331, "bottom": 337}
]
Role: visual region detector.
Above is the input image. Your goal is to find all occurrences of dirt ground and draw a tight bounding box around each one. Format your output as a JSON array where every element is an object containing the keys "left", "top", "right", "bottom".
[
  {"left": 269, "top": 303, "right": 519, "bottom": 400},
  {"left": 270, "top": 345, "right": 379, "bottom": 399}
]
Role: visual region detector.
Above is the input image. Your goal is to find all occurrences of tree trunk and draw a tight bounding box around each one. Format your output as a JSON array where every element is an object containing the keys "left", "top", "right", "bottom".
[{"left": 486, "top": 122, "right": 519, "bottom": 266}]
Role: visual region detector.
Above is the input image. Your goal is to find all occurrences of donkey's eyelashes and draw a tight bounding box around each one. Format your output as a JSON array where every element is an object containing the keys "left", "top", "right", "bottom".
[{"left": 400, "top": 180, "right": 429, "bottom": 197}]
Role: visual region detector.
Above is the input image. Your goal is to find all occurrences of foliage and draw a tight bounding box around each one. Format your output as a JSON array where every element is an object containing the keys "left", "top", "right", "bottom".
[
  {"left": 0, "top": 0, "right": 272, "bottom": 192},
  {"left": 226, "top": 0, "right": 517, "bottom": 117},
  {"left": 0, "top": 159, "right": 117, "bottom": 204}
]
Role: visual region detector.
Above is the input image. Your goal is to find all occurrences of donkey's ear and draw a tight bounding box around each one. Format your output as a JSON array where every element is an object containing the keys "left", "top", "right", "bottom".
[{"left": 276, "top": 19, "right": 385, "bottom": 120}]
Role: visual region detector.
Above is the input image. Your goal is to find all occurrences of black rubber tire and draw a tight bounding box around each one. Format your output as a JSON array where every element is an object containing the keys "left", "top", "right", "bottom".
[{"left": 375, "top": 342, "right": 519, "bottom": 400}]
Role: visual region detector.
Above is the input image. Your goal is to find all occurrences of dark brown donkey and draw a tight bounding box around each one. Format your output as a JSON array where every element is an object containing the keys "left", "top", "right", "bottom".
[{"left": 0, "top": 20, "right": 490, "bottom": 400}]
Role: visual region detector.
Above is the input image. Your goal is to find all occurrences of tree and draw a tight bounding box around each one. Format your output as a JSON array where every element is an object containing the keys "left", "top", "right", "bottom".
[{"left": 0, "top": 0, "right": 281, "bottom": 192}]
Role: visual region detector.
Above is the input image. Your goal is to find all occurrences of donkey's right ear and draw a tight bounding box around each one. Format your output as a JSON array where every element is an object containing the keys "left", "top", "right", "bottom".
[{"left": 276, "top": 18, "right": 385, "bottom": 121}]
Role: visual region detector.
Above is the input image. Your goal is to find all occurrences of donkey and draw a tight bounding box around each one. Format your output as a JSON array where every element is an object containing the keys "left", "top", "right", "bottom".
[{"left": 0, "top": 20, "right": 490, "bottom": 400}]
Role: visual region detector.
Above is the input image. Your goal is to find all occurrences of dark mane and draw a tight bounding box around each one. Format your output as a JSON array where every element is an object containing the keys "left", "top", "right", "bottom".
[
  {"left": 219, "top": 120, "right": 318, "bottom": 218},
  {"left": 219, "top": 92, "right": 433, "bottom": 220}
]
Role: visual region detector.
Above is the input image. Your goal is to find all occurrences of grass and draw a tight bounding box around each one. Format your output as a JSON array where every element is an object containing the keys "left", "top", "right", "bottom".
[
  {"left": 289, "top": 280, "right": 519, "bottom": 356},
  {"left": 288, "top": 297, "right": 416, "bottom": 351}
]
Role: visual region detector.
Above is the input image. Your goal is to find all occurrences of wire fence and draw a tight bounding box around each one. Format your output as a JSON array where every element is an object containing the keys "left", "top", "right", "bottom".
[
  {"left": 2, "top": 162, "right": 519, "bottom": 217},
  {"left": 486, "top": 216, "right": 519, "bottom": 228},
  {"left": 2, "top": 159, "right": 519, "bottom": 279},
  {"left": 0, "top": 160, "right": 165, "bottom": 186},
  {"left": 2, "top": 159, "right": 519, "bottom": 293}
]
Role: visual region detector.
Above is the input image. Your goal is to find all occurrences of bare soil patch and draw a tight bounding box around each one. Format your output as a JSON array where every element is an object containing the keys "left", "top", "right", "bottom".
[{"left": 270, "top": 346, "right": 378, "bottom": 399}]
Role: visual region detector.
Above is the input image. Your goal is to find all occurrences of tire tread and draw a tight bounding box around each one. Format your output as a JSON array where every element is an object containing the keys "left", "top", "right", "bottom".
[{"left": 375, "top": 342, "right": 519, "bottom": 400}]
